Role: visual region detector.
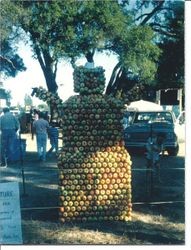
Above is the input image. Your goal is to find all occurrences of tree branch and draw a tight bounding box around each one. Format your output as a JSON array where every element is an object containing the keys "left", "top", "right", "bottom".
[
  {"left": 136, "top": 6, "right": 173, "bottom": 22},
  {"left": 0, "top": 55, "right": 16, "bottom": 69},
  {"left": 140, "top": 1, "right": 165, "bottom": 25},
  {"left": 152, "top": 27, "right": 176, "bottom": 38},
  {"left": 135, "top": 12, "right": 153, "bottom": 22},
  {"left": 53, "top": 60, "right": 58, "bottom": 78},
  {"left": 149, "top": 23, "right": 176, "bottom": 37}
]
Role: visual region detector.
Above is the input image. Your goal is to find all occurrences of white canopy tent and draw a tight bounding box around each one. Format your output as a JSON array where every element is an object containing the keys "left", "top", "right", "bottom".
[{"left": 127, "top": 99, "right": 163, "bottom": 111}]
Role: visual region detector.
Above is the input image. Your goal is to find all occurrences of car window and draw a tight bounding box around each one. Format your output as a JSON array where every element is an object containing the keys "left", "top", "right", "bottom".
[
  {"left": 134, "top": 112, "right": 173, "bottom": 124},
  {"left": 134, "top": 112, "right": 151, "bottom": 123},
  {"left": 162, "top": 112, "right": 173, "bottom": 123},
  {"left": 124, "top": 111, "right": 136, "bottom": 125}
]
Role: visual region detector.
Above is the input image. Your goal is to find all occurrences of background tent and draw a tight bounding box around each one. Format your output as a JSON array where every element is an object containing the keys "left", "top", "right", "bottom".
[{"left": 127, "top": 99, "right": 163, "bottom": 111}]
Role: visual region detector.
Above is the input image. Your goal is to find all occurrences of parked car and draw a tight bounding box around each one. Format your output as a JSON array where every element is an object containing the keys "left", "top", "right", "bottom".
[{"left": 124, "top": 110, "right": 179, "bottom": 156}]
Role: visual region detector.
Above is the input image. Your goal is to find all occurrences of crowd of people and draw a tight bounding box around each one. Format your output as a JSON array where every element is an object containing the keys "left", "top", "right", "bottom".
[{"left": 0, "top": 107, "right": 59, "bottom": 167}]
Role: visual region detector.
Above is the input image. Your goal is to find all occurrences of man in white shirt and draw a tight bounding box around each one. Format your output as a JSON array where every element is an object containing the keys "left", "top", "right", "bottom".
[{"left": 33, "top": 112, "right": 49, "bottom": 161}]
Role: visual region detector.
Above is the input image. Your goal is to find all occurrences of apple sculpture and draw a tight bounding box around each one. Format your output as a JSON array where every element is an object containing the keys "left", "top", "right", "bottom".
[{"left": 31, "top": 65, "right": 132, "bottom": 222}]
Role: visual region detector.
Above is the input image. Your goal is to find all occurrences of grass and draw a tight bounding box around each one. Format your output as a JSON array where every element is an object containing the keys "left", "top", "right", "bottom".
[{"left": 22, "top": 209, "right": 184, "bottom": 245}]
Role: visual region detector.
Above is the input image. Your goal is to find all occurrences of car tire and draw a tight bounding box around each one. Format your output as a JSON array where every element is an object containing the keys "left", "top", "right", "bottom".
[{"left": 167, "top": 145, "right": 179, "bottom": 156}]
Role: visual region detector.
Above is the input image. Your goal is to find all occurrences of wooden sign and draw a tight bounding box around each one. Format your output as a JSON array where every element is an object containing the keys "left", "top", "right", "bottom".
[{"left": 0, "top": 182, "right": 23, "bottom": 244}]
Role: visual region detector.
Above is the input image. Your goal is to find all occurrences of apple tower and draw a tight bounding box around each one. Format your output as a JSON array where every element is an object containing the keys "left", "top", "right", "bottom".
[
  {"left": 32, "top": 66, "right": 132, "bottom": 222},
  {"left": 58, "top": 66, "right": 132, "bottom": 222}
]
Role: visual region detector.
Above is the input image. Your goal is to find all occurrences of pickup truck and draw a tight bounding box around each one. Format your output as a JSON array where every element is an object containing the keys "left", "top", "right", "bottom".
[{"left": 124, "top": 110, "right": 179, "bottom": 156}]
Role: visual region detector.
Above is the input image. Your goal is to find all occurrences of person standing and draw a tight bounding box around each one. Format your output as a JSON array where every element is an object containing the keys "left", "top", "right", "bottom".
[
  {"left": 33, "top": 112, "right": 49, "bottom": 162},
  {"left": 47, "top": 121, "right": 59, "bottom": 156},
  {"left": 0, "top": 107, "right": 20, "bottom": 167},
  {"left": 31, "top": 109, "right": 39, "bottom": 140}
]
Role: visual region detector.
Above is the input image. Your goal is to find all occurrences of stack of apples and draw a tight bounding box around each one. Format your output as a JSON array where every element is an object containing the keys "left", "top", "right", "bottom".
[
  {"left": 32, "top": 66, "right": 132, "bottom": 222},
  {"left": 73, "top": 66, "right": 105, "bottom": 95},
  {"left": 33, "top": 87, "right": 63, "bottom": 119}
]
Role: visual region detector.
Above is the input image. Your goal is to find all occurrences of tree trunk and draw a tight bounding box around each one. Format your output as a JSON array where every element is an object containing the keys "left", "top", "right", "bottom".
[
  {"left": 33, "top": 42, "right": 58, "bottom": 93},
  {"left": 42, "top": 49, "right": 58, "bottom": 93},
  {"left": 105, "top": 62, "right": 122, "bottom": 95},
  {"left": 85, "top": 49, "right": 95, "bottom": 63},
  {"left": 43, "top": 66, "right": 58, "bottom": 93}
]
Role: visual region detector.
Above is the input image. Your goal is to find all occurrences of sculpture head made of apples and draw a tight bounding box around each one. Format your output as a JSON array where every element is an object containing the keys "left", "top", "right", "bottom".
[{"left": 73, "top": 65, "right": 106, "bottom": 95}]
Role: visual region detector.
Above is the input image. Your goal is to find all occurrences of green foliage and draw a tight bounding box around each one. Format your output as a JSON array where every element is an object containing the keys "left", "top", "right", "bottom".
[
  {"left": 120, "top": 25, "right": 160, "bottom": 81},
  {"left": 0, "top": 0, "right": 22, "bottom": 40},
  {"left": 0, "top": 40, "right": 26, "bottom": 78},
  {"left": 1, "top": 0, "right": 183, "bottom": 96},
  {"left": 0, "top": 0, "right": 26, "bottom": 78},
  {"left": 114, "top": 0, "right": 184, "bottom": 95},
  {"left": 21, "top": 0, "right": 131, "bottom": 60},
  {"left": 25, "top": 0, "right": 158, "bottom": 82}
]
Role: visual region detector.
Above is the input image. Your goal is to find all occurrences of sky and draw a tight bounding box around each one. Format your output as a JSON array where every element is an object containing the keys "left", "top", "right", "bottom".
[{"left": 2, "top": 42, "right": 118, "bottom": 107}]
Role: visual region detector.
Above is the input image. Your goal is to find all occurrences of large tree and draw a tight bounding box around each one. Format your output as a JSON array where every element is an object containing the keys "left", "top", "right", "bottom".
[
  {"left": 0, "top": 0, "right": 184, "bottom": 99},
  {"left": 106, "top": 0, "right": 184, "bottom": 98},
  {"left": 1, "top": 0, "right": 160, "bottom": 94}
]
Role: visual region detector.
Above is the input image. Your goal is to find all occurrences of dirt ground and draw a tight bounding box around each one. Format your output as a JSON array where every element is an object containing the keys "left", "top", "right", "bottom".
[{"left": 0, "top": 134, "right": 185, "bottom": 245}]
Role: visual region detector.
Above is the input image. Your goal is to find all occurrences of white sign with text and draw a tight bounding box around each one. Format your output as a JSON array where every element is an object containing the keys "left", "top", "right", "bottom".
[{"left": 0, "top": 182, "right": 22, "bottom": 244}]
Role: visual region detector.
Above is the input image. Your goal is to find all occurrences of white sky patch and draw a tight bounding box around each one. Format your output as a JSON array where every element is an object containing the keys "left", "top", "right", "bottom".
[{"left": 3, "top": 43, "right": 118, "bottom": 106}]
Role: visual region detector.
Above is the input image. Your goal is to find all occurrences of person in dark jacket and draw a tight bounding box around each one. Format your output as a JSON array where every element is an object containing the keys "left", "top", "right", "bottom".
[{"left": 0, "top": 107, "right": 20, "bottom": 167}]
